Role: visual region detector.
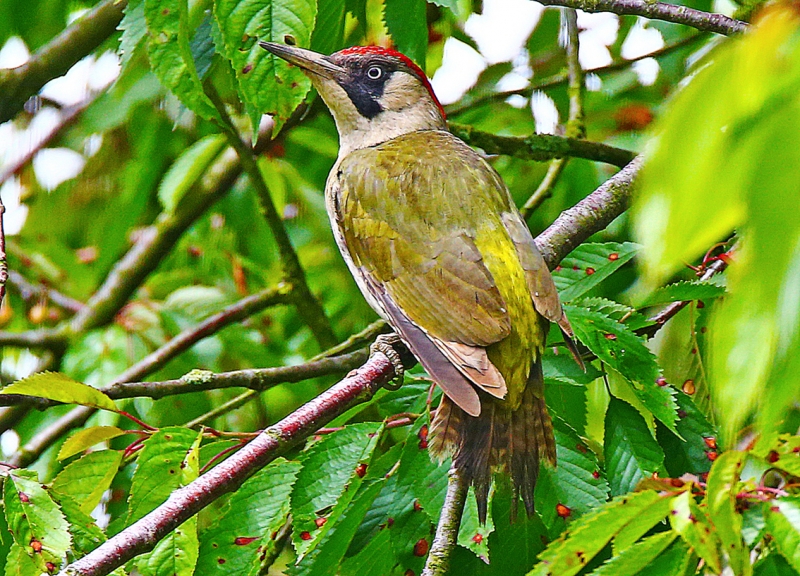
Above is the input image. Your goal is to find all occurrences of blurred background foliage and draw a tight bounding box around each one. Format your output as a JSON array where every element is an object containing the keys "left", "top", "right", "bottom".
[{"left": 0, "top": 0, "right": 799, "bottom": 574}]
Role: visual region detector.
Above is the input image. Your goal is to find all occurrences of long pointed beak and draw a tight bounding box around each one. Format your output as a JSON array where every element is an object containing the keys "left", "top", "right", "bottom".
[{"left": 259, "top": 42, "right": 345, "bottom": 80}]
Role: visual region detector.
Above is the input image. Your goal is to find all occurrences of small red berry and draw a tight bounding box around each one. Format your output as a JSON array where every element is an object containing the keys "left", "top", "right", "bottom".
[
  {"left": 472, "top": 533, "right": 483, "bottom": 544},
  {"left": 682, "top": 379, "right": 696, "bottom": 395},
  {"left": 703, "top": 437, "right": 717, "bottom": 449},
  {"left": 585, "top": 267, "right": 595, "bottom": 275},
  {"left": 656, "top": 377, "right": 668, "bottom": 387},
  {"left": 300, "top": 531, "right": 312, "bottom": 541},
  {"left": 592, "top": 470, "right": 600, "bottom": 479},
  {"left": 355, "top": 463, "right": 367, "bottom": 478},
  {"left": 234, "top": 536, "right": 257, "bottom": 546},
  {"left": 315, "top": 517, "right": 327, "bottom": 528},
  {"left": 556, "top": 503, "right": 571, "bottom": 518},
  {"left": 706, "top": 451, "right": 718, "bottom": 461},
  {"left": 413, "top": 500, "right": 423, "bottom": 512},
  {"left": 413, "top": 538, "right": 429, "bottom": 557},
  {"left": 768, "top": 450, "right": 780, "bottom": 464},
  {"left": 608, "top": 253, "right": 619, "bottom": 261}
]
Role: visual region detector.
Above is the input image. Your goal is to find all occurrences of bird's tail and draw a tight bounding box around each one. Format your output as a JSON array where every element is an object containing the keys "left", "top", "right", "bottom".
[{"left": 429, "top": 360, "right": 556, "bottom": 524}]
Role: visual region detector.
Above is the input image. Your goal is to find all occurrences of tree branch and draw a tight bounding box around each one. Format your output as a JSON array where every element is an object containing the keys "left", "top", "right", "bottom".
[
  {"left": 6, "top": 270, "right": 85, "bottom": 314},
  {"left": 0, "top": 0, "right": 127, "bottom": 123},
  {"left": 422, "top": 467, "right": 469, "bottom": 576},
  {"left": 535, "top": 0, "right": 747, "bottom": 35},
  {"left": 449, "top": 124, "right": 635, "bottom": 168},
  {"left": 207, "top": 85, "right": 338, "bottom": 349},
  {"left": 0, "top": 195, "right": 7, "bottom": 310},
  {"left": 536, "top": 156, "right": 642, "bottom": 267},
  {"left": 59, "top": 351, "right": 398, "bottom": 576}
]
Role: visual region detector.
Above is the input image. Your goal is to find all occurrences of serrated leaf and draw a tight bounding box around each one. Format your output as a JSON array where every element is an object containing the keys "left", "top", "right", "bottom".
[
  {"left": 4, "top": 470, "right": 71, "bottom": 571},
  {"left": 135, "top": 430, "right": 201, "bottom": 576},
  {"left": 528, "top": 490, "right": 668, "bottom": 576},
  {"left": 605, "top": 398, "right": 665, "bottom": 496},
  {"left": 554, "top": 243, "right": 639, "bottom": 302},
  {"left": 754, "top": 552, "right": 800, "bottom": 576},
  {"left": 291, "top": 423, "right": 383, "bottom": 559},
  {"left": 593, "top": 531, "right": 677, "bottom": 576},
  {"left": 144, "top": 0, "right": 221, "bottom": 122},
  {"left": 765, "top": 498, "right": 800, "bottom": 572},
  {"left": 577, "top": 297, "right": 652, "bottom": 331},
  {"left": 383, "top": 0, "right": 427, "bottom": 66},
  {"left": 51, "top": 450, "right": 122, "bottom": 514},
  {"left": 4, "top": 543, "right": 40, "bottom": 576},
  {"left": 657, "top": 391, "right": 716, "bottom": 477},
  {"left": 565, "top": 304, "right": 678, "bottom": 432},
  {"left": 311, "top": 0, "right": 346, "bottom": 55},
  {"left": 59, "top": 426, "right": 128, "bottom": 460},
  {"left": 639, "top": 280, "right": 726, "bottom": 307},
  {"left": 705, "top": 451, "right": 750, "bottom": 576},
  {"left": 291, "top": 481, "right": 384, "bottom": 576},
  {"left": 119, "top": 0, "right": 147, "bottom": 68},
  {"left": 55, "top": 494, "right": 122, "bottom": 566},
  {"left": 457, "top": 489, "right": 495, "bottom": 562},
  {"left": 197, "top": 458, "right": 301, "bottom": 575},
  {"left": 2, "top": 372, "right": 117, "bottom": 412},
  {"left": 669, "top": 490, "right": 721, "bottom": 573},
  {"left": 543, "top": 349, "right": 603, "bottom": 387},
  {"left": 752, "top": 434, "right": 800, "bottom": 478},
  {"left": 614, "top": 492, "right": 676, "bottom": 553},
  {"left": 127, "top": 427, "right": 202, "bottom": 525},
  {"left": 158, "top": 134, "right": 227, "bottom": 212},
  {"left": 536, "top": 417, "right": 609, "bottom": 532},
  {"left": 214, "top": 0, "right": 315, "bottom": 130},
  {"left": 190, "top": 14, "right": 215, "bottom": 80}
]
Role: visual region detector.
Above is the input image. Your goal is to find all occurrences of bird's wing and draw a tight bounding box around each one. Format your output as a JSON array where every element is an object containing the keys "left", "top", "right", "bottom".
[{"left": 334, "top": 132, "right": 517, "bottom": 413}]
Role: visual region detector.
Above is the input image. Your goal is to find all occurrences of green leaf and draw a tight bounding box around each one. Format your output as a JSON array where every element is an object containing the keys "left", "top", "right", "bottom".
[
  {"left": 613, "top": 493, "right": 676, "bottom": 553},
  {"left": 214, "top": 0, "right": 316, "bottom": 130},
  {"left": 457, "top": 489, "right": 495, "bottom": 562},
  {"left": 668, "top": 490, "right": 721, "bottom": 573},
  {"left": 536, "top": 417, "right": 609, "bottom": 532},
  {"left": 144, "top": 0, "right": 221, "bottom": 122},
  {"left": 58, "top": 426, "right": 128, "bottom": 460},
  {"left": 639, "top": 279, "right": 726, "bottom": 308},
  {"left": 576, "top": 297, "right": 652, "bottom": 331},
  {"left": 592, "top": 531, "right": 677, "bottom": 576},
  {"left": 134, "top": 430, "right": 202, "bottom": 576},
  {"left": 127, "top": 427, "right": 203, "bottom": 525},
  {"left": 765, "top": 497, "right": 800, "bottom": 572},
  {"left": 51, "top": 450, "right": 123, "bottom": 515},
  {"left": 158, "top": 134, "right": 228, "bottom": 213},
  {"left": 291, "top": 423, "right": 383, "bottom": 559},
  {"left": 340, "top": 528, "right": 394, "bottom": 576},
  {"left": 197, "top": 458, "right": 300, "bottom": 575},
  {"left": 311, "top": 0, "right": 346, "bottom": 55},
  {"left": 604, "top": 398, "right": 665, "bottom": 496},
  {"left": 119, "top": 0, "right": 147, "bottom": 68},
  {"left": 1, "top": 372, "right": 117, "bottom": 412},
  {"left": 565, "top": 304, "right": 678, "bottom": 432},
  {"left": 383, "top": 0, "right": 427, "bottom": 66},
  {"left": 754, "top": 552, "right": 800, "bottom": 576},
  {"left": 553, "top": 243, "right": 639, "bottom": 303},
  {"left": 4, "top": 470, "right": 71, "bottom": 572},
  {"left": 4, "top": 543, "right": 41, "bottom": 576},
  {"left": 635, "top": 539, "right": 697, "bottom": 576},
  {"left": 705, "top": 451, "right": 750, "bottom": 576},
  {"left": 657, "top": 391, "right": 716, "bottom": 477},
  {"left": 291, "top": 481, "right": 384, "bottom": 576},
  {"left": 528, "top": 490, "right": 670, "bottom": 576}
]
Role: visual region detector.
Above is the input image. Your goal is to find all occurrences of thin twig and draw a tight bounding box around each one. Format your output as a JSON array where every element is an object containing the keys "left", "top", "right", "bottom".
[
  {"left": 0, "top": 0, "right": 127, "bottom": 123},
  {"left": 446, "top": 33, "right": 705, "bottom": 116},
  {"left": 521, "top": 8, "right": 585, "bottom": 219},
  {"left": 450, "top": 124, "right": 635, "bottom": 168},
  {"left": 7, "top": 270, "right": 85, "bottom": 314},
  {"left": 422, "top": 467, "right": 469, "bottom": 576},
  {"left": 183, "top": 319, "right": 389, "bottom": 428},
  {"left": 0, "top": 195, "right": 6, "bottom": 310},
  {"left": 536, "top": 0, "right": 747, "bottom": 36},
  {"left": 59, "top": 351, "right": 398, "bottom": 576}
]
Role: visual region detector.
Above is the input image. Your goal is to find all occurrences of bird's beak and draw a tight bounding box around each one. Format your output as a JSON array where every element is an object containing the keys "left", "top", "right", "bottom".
[{"left": 259, "top": 42, "right": 345, "bottom": 80}]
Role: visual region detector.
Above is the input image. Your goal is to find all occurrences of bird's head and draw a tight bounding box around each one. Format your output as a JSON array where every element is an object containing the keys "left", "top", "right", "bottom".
[{"left": 260, "top": 43, "right": 446, "bottom": 155}]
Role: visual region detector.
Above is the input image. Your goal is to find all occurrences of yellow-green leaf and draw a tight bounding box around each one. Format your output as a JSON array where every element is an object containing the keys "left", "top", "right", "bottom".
[
  {"left": 58, "top": 426, "right": 128, "bottom": 460},
  {"left": 2, "top": 372, "right": 117, "bottom": 412}
]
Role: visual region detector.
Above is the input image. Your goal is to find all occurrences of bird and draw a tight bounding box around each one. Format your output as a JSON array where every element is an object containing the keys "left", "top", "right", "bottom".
[{"left": 260, "top": 41, "right": 579, "bottom": 522}]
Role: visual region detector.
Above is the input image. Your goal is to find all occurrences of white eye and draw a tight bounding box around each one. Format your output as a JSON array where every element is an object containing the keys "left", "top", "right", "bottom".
[{"left": 367, "top": 66, "right": 383, "bottom": 80}]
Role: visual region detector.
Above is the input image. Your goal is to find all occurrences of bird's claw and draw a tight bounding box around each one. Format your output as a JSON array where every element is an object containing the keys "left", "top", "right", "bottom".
[{"left": 370, "top": 333, "right": 405, "bottom": 390}]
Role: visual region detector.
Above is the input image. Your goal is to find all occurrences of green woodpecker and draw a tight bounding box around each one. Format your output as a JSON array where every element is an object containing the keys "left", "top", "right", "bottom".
[{"left": 260, "top": 42, "right": 578, "bottom": 522}]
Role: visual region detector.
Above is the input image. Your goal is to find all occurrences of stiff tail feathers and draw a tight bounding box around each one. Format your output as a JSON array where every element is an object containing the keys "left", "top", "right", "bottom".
[{"left": 429, "top": 361, "right": 556, "bottom": 524}]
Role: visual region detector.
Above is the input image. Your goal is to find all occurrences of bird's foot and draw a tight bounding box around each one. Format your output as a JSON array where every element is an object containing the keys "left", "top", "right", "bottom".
[{"left": 370, "top": 333, "right": 405, "bottom": 390}]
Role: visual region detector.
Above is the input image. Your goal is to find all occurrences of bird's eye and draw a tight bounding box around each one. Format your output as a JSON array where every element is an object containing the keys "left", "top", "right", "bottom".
[{"left": 366, "top": 66, "right": 383, "bottom": 80}]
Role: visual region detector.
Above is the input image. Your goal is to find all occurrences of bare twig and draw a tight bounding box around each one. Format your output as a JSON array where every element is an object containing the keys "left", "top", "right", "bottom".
[
  {"left": 0, "top": 0, "right": 127, "bottom": 123},
  {"left": 446, "top": 33, "right": 705, "bottom": 116},
  {"left": 536, "top": 0, "right": 747, "bottom": 35},
  {"left": 0, "top": 196, "right": 6, "bottom": 309},
  {"left": 522, "top": 9, "right": 585, "bottom": 219},
  {"left": 183, "top": 319, "right": 389, "bottom": 428},
  {"left": 449, "top": 124, "right": 635, "bottom": 168},
  {"left": 7, "top": 270, "right": 85, "bottom": 314},
  {"left": 422, "top": 467, "right": 469, "bottom": 576},
  {"left": 59, "top": 351, "right": 398, "bottom": 576}
]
